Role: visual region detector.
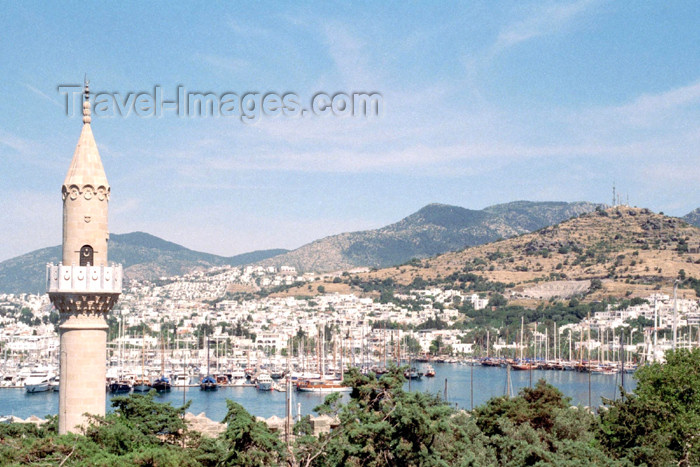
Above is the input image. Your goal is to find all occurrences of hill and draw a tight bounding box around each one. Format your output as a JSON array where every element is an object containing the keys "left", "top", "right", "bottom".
[
  {"left": 684, "top": 208, "right": 700, "bottom": 228},
  {"left": 256, "top": 201, "right": 601, "bottom": 272},
  {"left": 349, "top": 206, "right": 700, "bottom": 301},
  {"left": 0, "top": 232, "right": 287, "bottom": 294}
]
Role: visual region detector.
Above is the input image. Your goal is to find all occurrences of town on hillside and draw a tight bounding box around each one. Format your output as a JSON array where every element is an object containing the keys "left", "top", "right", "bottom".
[{"left": 2, "top": 257, "right": 699, "bottom": 389}]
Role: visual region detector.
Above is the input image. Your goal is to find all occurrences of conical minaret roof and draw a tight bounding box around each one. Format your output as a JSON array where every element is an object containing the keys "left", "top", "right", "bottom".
[{"left": 63, "top": 80, "right": 109, "bottom": 190}]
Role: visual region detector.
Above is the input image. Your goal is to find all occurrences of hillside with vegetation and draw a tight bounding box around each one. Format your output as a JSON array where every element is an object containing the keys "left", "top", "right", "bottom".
[
  {"left": 346, "top": 206, "right": 700, "bottom": 301},
  {"left": 256, "top": 201, "right": 602, "bottom": 272},
  {"left": 271, "top": 207, "right": 700, "bottom": 312}
]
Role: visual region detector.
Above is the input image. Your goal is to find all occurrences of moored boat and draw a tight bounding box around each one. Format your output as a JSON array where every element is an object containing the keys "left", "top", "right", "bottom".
[
  {"left": 151, "top": 375, "right": 171, "bottom": 392},
  {"left": 200, "top": 375, "right": 218, "bottom": 391},
  {"left": 296, "top": 379, "right": 352, "bottom": 393},
  {"left": 172, "top": 373, "right": 190, "bottom": 387},
  {"left": 216, "top": 374, "right": 229, "bottom": 385},
  {"left": 133, "top": 377, "right": 151, "bottom": 392},
  {"left": 109, "top": 380, "right": 132, "bottom": 393},
  {"left": 25, "top": 368, "right": 55, "bottom": 393},
  {"left": 404, "top": 367, "right": 424, "bottom": 380},
  {"left": 256, "top": 373, "right": 273, "bottom": 391},
  {"left": 511, "top": 362, "right": 538, "bottom": 371}
]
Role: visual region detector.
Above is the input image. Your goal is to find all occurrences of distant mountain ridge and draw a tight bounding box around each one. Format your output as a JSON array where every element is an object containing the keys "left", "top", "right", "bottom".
[
  {"left": 0, "top": 232, "right": 287, "bottom": 294},
  {"left": 256, "top": 201, "right": 604, "bottom": 272},
  {"left": 5, "top": 202, "right": 696, "bottom": 294}
]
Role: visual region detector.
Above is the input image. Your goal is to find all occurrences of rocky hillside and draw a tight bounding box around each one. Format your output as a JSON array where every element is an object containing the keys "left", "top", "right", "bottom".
[
  {"left": 0, "top": 232, "right": 287, "bottom": 294},
  {"left": 352, "top": 207, "right": 700, "bottom": 301},
  {"left": 256, "top": 201, "right": 601, "bottom": 272},
  {"left": 684, "top": 208, "right": 700, "bottom": 228}
]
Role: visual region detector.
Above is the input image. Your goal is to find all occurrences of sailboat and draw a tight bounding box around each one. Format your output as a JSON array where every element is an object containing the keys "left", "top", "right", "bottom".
[
  {"left": 110, "top": 309, "right": 132, "bottom": 393},
  {"left": 152, "top": 334, "right": 171, "bottom": 391},
  {"left": 133, "top": 318, "right": 151, "bottom": 392},
  {"left": 296, "top": 323, "right": 351, "bottom": 393},
  {"left": 200, "top": 336, "right": 218, "bottom": 391},
  {"left": 133, "top": 377, "right": 150, "bottom": 392}
]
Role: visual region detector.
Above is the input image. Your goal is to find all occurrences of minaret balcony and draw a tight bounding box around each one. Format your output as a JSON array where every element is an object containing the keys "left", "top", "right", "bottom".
[{"left": 46, "top": 263, "right": 122, "bottom": 294}]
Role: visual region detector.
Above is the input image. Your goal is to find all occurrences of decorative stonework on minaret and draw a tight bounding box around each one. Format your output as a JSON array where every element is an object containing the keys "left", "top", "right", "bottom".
[{"left": 47, "top": 78, "right": 122, "bottom": 434}]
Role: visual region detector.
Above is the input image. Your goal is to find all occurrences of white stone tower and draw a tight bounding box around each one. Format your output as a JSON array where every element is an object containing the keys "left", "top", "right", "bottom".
[{"left": 47, "top": 79, "right": 122, "bottom": 434}]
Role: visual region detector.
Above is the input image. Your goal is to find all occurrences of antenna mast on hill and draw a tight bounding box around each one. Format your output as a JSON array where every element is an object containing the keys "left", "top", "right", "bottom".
[{"left": 612, "top": 182, "right": 616, "bottom": 207}]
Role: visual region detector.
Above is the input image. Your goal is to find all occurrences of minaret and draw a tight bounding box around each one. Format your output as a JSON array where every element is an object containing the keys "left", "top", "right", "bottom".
[{"left": 47, "top": 79, "right": 122, "bottom": 434}]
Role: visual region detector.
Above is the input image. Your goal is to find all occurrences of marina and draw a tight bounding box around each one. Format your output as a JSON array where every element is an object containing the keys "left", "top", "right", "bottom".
[{"left": 0, "top": 362, "right": 635, "bottom": 421}]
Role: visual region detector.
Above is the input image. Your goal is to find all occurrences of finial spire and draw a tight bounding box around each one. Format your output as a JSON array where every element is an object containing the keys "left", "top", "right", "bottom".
[{"left": 82, "top": 75, "right": 91, "bottom": 125}]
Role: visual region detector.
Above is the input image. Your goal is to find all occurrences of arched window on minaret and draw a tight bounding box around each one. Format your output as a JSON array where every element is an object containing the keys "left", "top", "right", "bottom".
[{"left": 80, "top": 245, "right": 94, "bottom": 267}]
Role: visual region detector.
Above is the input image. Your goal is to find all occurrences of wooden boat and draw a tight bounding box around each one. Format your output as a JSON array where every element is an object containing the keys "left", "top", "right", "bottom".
[
  {"left": 151, "top": 375, "right": 171, "bottom": 392},
  {"left": 511, "top": 362, "right": 538, "bottom": 371},
  {"left": 200, "top": 375, "right": 218, "bottom": 391},
  {"left": 109, "top": 380, "right": 132, "bottom": 393},
  {"left": 424, "top": 364, "right": 436, "bottom": 377},
  {"left": 133, "top": 377, "right": 151, "bottom": 392},
  {"left": 216, "top": 374, "right": 229, "bottom": 385},
  {"left": 296, "top": 379, "right": 351, "bottom": 393}
]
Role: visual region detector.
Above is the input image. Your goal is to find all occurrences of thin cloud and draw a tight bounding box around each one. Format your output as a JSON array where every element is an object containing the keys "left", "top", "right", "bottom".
[
  {"left": 0, "top": 129, "right": 38, "bottom": 154},
  {"left": 492, "top": 0, "right": 597, "bottom": 55},
  {"left": 609, "top": 80, "right": 700, "bottom": 127},
  {"left": 196, "top": 53, "right": 253, "bottom": 73},
  {"left": 23, "top": 83, "right": 63, "bottom": 108},
  {"left": 321, "top": 22, "right": 376, "bottom": 88}
]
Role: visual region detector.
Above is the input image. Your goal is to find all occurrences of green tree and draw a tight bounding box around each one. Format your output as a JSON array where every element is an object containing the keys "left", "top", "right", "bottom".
[
  {"left": 474, "top": 379, "right": 610, "bottom": 466},
  {"left": 0, "top": 393, "right": 198, "bottom": 466},
  {"left": 599, "top": 348, "right": 700, "bottom": 466},
  {"left": 429, "top": 335, "right": 443, "bottom": 355},
  {"left": 212, "top": 400, "right": 286, "bottom": 466},
  {"left": 296, "top": 367, "right": 490, "bottom": 466},
  {"left": 404, "top": 335, "right": 421, "bottom": 354},
  {"left": 487, "top": 293, "right": 507, "bottom": 308}
]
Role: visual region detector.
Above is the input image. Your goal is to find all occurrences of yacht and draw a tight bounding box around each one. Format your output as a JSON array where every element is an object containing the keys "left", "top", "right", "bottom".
[
  {"left": 172, "top": 373, "right": 190, "bottom": 387},
  {"left": 1, "top": 374, "right": 17, "bottom": 388},
  {"left": 256, "top": 373, "right": 273, "bottom": 391},
  {"left": 230, "top": 368, "right": 248, "bottom": 386},
  {"left": 25, "top": 368, "right": 55, "bottom": 393}
]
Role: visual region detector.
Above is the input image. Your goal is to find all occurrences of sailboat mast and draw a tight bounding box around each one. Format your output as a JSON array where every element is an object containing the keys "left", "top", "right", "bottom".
[{"left": 520, "top": 316, "right": 524, "bottom": 360}]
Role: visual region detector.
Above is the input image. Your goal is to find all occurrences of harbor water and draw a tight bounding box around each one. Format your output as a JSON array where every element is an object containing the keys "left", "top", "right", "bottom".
[{"left": 0, "top": 363, "right": 636, "bottom": 421}]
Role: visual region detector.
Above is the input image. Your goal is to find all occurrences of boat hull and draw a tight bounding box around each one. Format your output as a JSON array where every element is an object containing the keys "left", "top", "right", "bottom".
[
  {"left": 25, "top": 383, "right": 52, "bottom": 393},
  {"left": 296, "top": 380, "right": 352, "bottom": 393}
]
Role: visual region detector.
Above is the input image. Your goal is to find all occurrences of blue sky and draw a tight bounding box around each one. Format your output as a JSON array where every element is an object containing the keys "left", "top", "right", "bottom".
[{"left": 1, "top": 1, "right": 699, "bottom": 261}]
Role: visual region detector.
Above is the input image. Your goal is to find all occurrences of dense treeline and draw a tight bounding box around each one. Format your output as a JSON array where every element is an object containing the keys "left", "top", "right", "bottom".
[{"left": 2, "top": 349, "right": 700, "bottom": 465}]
